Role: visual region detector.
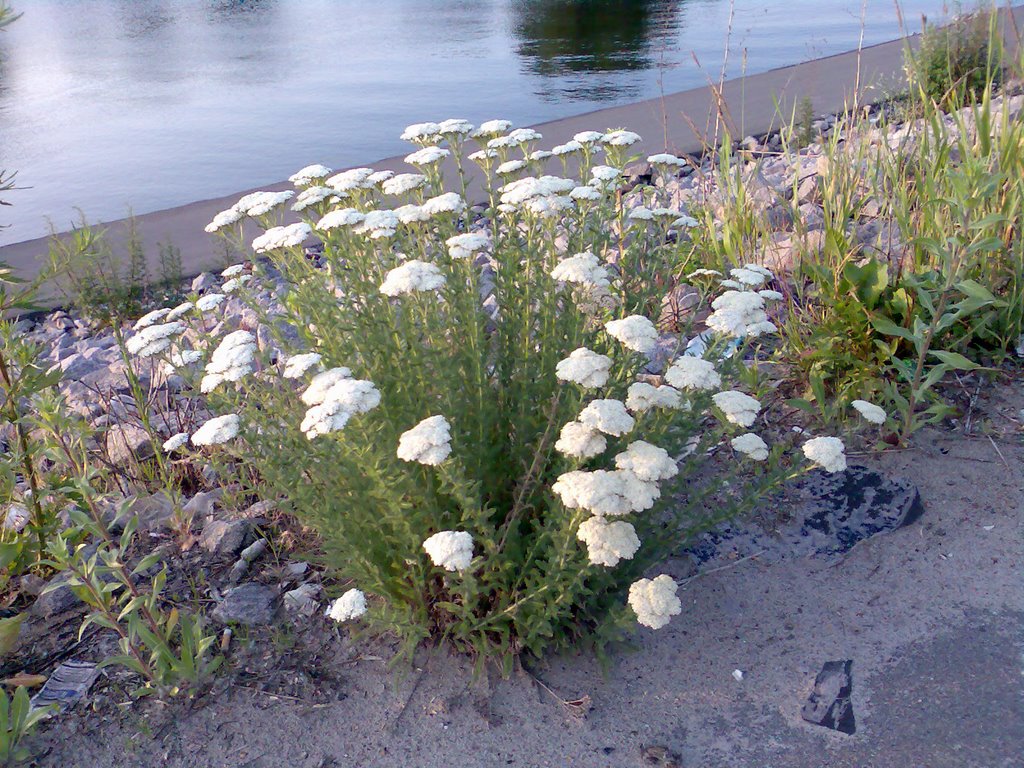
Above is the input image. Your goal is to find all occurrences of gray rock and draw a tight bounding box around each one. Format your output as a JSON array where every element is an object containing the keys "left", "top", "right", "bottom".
[
  {"left": 199, "top": 518, "right": 253, "bottom": 559},
  {"left": 32, "top": 574, "right": 81, "bottom": 618},
  {"left": 283, "top": 583, "right": 320, "bottom": 617},
  {"left": 105, "top": 424, "right": 153, "bottom": 466},
  {"left": 182, "top": 490, "right": 222, "bottom": 523},
  {"left": 120, "top": 492, "right": 176, "bottom": 533},
  {"left": 801, "top": 660, "right": 856, "bottom": 735},
  {"left": 55, "top": 353, "right": 105, "bottom": 380},
  {"left": 191, "top": 272, "right": 219, "bottom": 293},
  {"left": 212, "top": 583, "right": 278, "bottom": 626}
]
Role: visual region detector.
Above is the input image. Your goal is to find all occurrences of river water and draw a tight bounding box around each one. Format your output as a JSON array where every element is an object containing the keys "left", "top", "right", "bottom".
[{"left": 0, "top": 0, "right": 949, "bottom": 244}]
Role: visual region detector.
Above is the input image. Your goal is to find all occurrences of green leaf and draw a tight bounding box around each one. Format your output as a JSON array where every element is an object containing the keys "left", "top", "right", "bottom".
[
  {"left": 0, "top": 615, "right": 23, "bottom": 656},
  {"left": 870, "top": 315, "right": 916, "bottom": 342},
  {"left": 928, "top": 350, "right": 981, "bottom": 370}
]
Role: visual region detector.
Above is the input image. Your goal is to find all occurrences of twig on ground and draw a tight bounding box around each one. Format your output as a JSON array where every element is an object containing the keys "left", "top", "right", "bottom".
[{"left": 679, "top": 549, "right": 765, "bottom": 587}]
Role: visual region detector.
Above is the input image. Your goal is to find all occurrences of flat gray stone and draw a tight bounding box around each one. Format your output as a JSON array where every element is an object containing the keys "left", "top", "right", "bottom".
[
  {"left": 200, "top": 518, "right": 253, "bottom": 558},
  {"left": 212, "top": 583, "right": 277, "bottom": 626},
  {"left": 105, "top": 424, "right": 154, "bottom": 467}
]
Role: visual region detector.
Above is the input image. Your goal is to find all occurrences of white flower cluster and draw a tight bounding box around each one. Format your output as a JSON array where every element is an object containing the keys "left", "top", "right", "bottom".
[
  {"left": 326, "top": 589, "right": 367, "bottom": 622},
  {"left": 380, "top": 260, "right": 445, "bottom": 297},
  {"left": 355, "top": 210, "right": 400, "bottom": 239},
  {"left": 125, "top": 321, "right": 184, "bottom": 358},
  {"left": 499, "top": 175, "right": 574, "bottom": 207},
  {"left": 201, "top": 330, "right": 257, "bottom": 393},
  {"left": 625, "top": 382, "right": 682, "bottom": 413},
  {"left": 550, "top": 251, "right": 610, "bottom": 289},
  {"left": 405, "top": 146, "right": 450, "bottom": 166},
  {"left": 191, "top": 413, "right": 240, "bottom": 447},
  {"left": 300, "top": 376, "right": 381, "bottom": 440},
  {"left": 613, "top": 441, "right": 678, "bottom": 483},
  {"left": 446, "top": 232, "right": 490, "bottom": 260},
  {"left": 553, "top": 468, "right": 657, "bottom": 517},
  {"left": 603, "top": 129, "right": 642, "bottom": 146},
  {"left": 283, "top": 352, "right": 322, "bottom": 379},
  {"left": 706, "top": 290, "right": 776, "bottom": 338},
  {"left": 134, "top": 307, "right": 170, "bottom": 329},
  {"left": 292, "top": 186, "right": 336, "bottom": 212},
  {"left": 382, "top": 173, "right": 427, "bottom": 196},
  {"left": 555, "top": 420, "right": 606, "bottom": 459},
  {"left": 730, "top": 432, "right": 769, "bottom": 461},
  {"left": 162, "top": 432, "right": 189, "bottom": 453},
  {"left": 802, "top": 436, "right": 847, "bottom": 473},
  {"left": 628, "top": 575, "right": 681, "bottom": 629},
  {"left": 316, "top": 207, "right": 366, "bottom": 231},
  {"left": 397, "top": 415, "right": 452, "bottom": 466},
  {"left": 289, "top": 164, "right": 333, "bottom": 186},
  {"left": 605, "top": 315, "right": 658, "bottom": 354},
  {"left": 555, "top": 348, "right": 611, "bottom": 388},
  {"left": 252, "top": 222, "right": 311, "bottom": 253},
  {"left": 851, "top": 399, "right": 886, "bottom": 424},
  {"left": 326, "top": 167, "right": 376, "bottom": 194},
  {"left": 576, "top": 517, "right": 640, "bottom": 567},
  {"left": 579, "top": 399, "right": 635, "bottom": 436},
  {"left": 196, "top": 293, "right": 225, "bottom": 312},
  {"left": 712, "top": 390, "right": 762, "bottom": 427},
  {"left": 422, "top": 530, "right": 474, "bottom": 572},
  {"left": 664, "top": 356, "right": 721, "bottom": 391}
]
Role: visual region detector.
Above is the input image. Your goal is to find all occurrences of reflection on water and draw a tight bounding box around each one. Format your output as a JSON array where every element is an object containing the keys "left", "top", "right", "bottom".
[
  {"left": 512, "top": 0, "right": 684, "bottom": 100},
  {"left": 0, "top": 0, "right": 952, "bottom": 245}
]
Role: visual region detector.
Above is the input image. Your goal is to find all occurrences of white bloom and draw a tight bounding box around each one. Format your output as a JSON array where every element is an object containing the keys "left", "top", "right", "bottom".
[
  {"left": 162, "top": 432, "right": 189, "bottom": 453},
  {"left": 729, "top": 267, "right": 769, "bottom": 287},
  {"left": 321, "top": 378, "right": 381, "bottom": 414},
  {"left": 222, "top": 265, "right": 245, "bottom": 280},
  {"left": 603, "top": 129, "right": 642, "bottom": 146},
  {"left": 576, "top": 517, "right": 640, "bottom": 567},
  {"left": 573, "top": 131, "right": 605, "bottom": 144},
  {"left": 803, "top": 436, "right": 847, "bottom": 473},
  {"left": 614, "top": 441, "right": 678, "bottom": 482},
  {"left": 570, "top": 185, "right": 602, "bottom": 201},
  {"left": 423, "top": 531, "right": 474, "bottom": 572},
  {"left": 647, "top": 153, "right": 686, "bottom": 167},
  {"left": 300, "top": 378, "right": 379, "bottom": 439},
  {"left": 628, "top": 575, "right": 681, "bottom": 629},
  {"left": 474, "top": 119, "right": 513, "bottom": 136},
  {"left": 687, "top": 268, "right": 722, "bottom": 278},
  {"left": 205, "top": 208, "right": 243, "bottom": 233},
  {"left": 421, "top": 192, "right": 465, "bottom": 216},
  {"left": 395, "top": 204, "right": 430, "bottom": 224},
  {"left": 555, "top": 348, "right": 612, "bottom": 388},
  {"left": 161, "top": 348, "right": 202, "bottom": 375},
  {"left": 719, "top": 280, "right": 744, "bottom": 290},
  {"left": 405, "top": 146, "right": 450, "bottom": 166},
  {"left": 579, "top": 399, "right": 634, "bottom": 436},
  {"left": 605, "top": 315, "right": 658, "bottom": 354},
  {"left": 650, "top": 207, "right": 679, "bottom": 219},
  {"left": 166, "top": 301, "right": 194, "bottom": 321},
  {"left": 326, "top": 167, "right": 375, "bottom": 193},
  {"left": 664, "top": 356, "right": 721, "bottom": 391},
  {"left": 526, "top": 195, "right": 574, "bottom": 216},
  {"left": 758, "top": 289, "right": 784, "bottom": 301},
  {"left": 550, "top": 251, "right": 610, "bottom": 289},
  {"left": 382, "top": 173, "right": 427, "bottom": 196},
  {"left": 301, "top": 367, "right": 352, "bottom": 406},
  {"left": 191, "top": 414, "right": 240, "bottom": 446},
  {"left": 300, "top": 401, "right": 351, "bottom": 439},
  {"left": 446, "top": 232, "right": 490, "bottom": 260},
  {"left": 508, "top": 127, "right": 542, "bottom": 143},
  {"left": 368, "top": 170, "right": 393, "bottom": 186},
  {"left": 201, "top": 329, "right": 257, "bottom": 392},
  {"left": 283, "top": 352, "right": 322, "bottom": 379},
  {"left": 712, "top": 390, "right": 762, "bottom": 427},
  {"left": 380, "top": 260, "right": 445, "bottom": 297},
  {"left": 706, "top": 290, "right": 771, "bottom": 338},
  {"left": 232, "top": 190, "right": 294, "bottom": 216},
  {"left": 625, "top": 382, "right": 682, "bottom": 412},
  {"left": 316, "top": 208, "right": 366, "bottom": 231},
  {"left": 851, "top": 399, "right": 887, "bottom": 425},
  {"left": 221, "top": 274, "right": 252, "bottom": 293},
  {"left": 552, "top": 140, "right": 583, "bottom": 155},
  {"left": 730, "top": 433, "right": 769, "bottom": 461},
  {"left": 354, "top": 210, "right": 400, "bottom": 238},
  {"left": 195, "top": 293, "right": 226, "bottom": 312},
  {"left": 628, "top": 206, "right": 654, "bottom": 222},
  {"left": 289, "top": 164, "right": 333, "bottom": 186},
  {"left": 397, "top": 415, "right": 452, "bottom": 466},
  {"left": 438, "top": 118, "right": 474, "bottom": 136},
  {"left": 468, "top": 149, "right": 498, "bottom": 162},
  {"left": 743, "top": 264, "right": 774, "bottom": 277},
  {"left": 529, "top": 149, "right": 553, "bottom": 161},
  {"left": 554, "top": 421, "right": 607, "bottom": 459},
  {"left": 496, "top": 159, "right": 527, "bottom": 175},
  {"left": 499, "top": 175, "right": 575, "bottom": 205},
  {"left": 552, "top": 469, "right": 658, "bottom": 516},
  {"left": 134, "top": 307, "right": 171, "bottom": 330},
  {"left": 292, "top": 186, "right": 336, "bottom": 211},
  {"left": 401, "top": 122, "right": 442, "bottom": 142},
  {"left": 252, "top": 222, "right": 311, "bottom": 252},
  {"left": 590, "top": 165, "right": 621, "bottom": 182},
  {"left": 326, "top": 589, "right": 367, "bottom": 622},
  {"left": 125, "top": 321, "right": 184, "bottom": 358},
  {"left": 673, "top": 215, "right": 699, "bottom": 228}
]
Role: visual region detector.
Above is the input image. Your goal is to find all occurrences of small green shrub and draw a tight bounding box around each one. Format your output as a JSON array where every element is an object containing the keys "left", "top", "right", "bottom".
[
  {"left": 907, "top": 9, "right": 1000, "bottom": 109},
  {"left": 0, "top": 686, "right": 52, "bottom": 767}
]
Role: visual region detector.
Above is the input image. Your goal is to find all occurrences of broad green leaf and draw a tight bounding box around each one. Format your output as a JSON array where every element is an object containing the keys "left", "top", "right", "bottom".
[
  {"left": 929, "top": 350, "right": 981, "bottom": 370},
  {"left": 0, "top": 615, "right": 23, "bottom": 656}
]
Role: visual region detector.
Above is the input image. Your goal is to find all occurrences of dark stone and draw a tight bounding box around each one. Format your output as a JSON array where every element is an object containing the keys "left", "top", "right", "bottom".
[
  {"left": 212, "top": 583, "right": 278, "bottom": 626},
  {"left": 687, "top": 466, "right": 924, "bottom": 566},
  {"left": 199, "top": 518, "right": 253, "bottom": 559},
  {"left": 32, "top": 575, "right": 82, "bottom": 618},
  {"left": 802, "top": 660, "right": 856, "bottom": 735},
  {"left": 104, "top": 424, "right": 154, "bottom": 466}
]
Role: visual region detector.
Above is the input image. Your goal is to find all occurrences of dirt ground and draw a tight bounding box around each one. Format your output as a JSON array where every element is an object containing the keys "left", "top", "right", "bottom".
[{"left": 32, "top": 380, "right": 1023, "bottom": 768}]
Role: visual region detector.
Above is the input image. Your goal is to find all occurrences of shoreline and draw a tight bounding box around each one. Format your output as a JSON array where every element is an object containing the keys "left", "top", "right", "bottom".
[{"left": 4, "top": 4, "right": 1023, "bottom": 302}]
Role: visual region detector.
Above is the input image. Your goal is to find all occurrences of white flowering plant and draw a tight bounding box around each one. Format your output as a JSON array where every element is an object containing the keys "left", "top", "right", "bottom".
[{"left": 151, "top": 120, "right": 843, "bottom": 667}]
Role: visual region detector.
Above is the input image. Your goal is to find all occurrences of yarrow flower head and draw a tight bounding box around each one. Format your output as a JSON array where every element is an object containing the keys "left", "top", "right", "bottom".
[
  {"left": 576, "top": 516, "right": 640, "bottom": 567},
  {"left": 191, "top": 414, "right": 240, "bottom": 447},
  {"left": 166, "top": 301, "right": 194, "bottom": 321},
  {"left": 380, "top": 260, "right": 445, "bottom": 297},
  {"left": 851, "top": 399, "right": 887, "bottom": 425},
  {"left": 252, "top": 222, "right": 311, "bottom": 253},
  {"left": 134, "top": 307, "right": 171, "bottom": 330},
  {"left": 405, "top": 146, "right": 450, "bottom": 166},
  {"left": 730, "top": 433, "right": 769, "bottom": 461},
  {"left": 625, "top": 382, "right": 682, "bottom": 412},
  {"left": 499, "top": 175, "right": 575, "bottom": 206},
  {"left": 573, "top": 130, "right": 605, "bottom": 144},
  {"left": 382, "top": 173, "right": 427, "bottom": 196},
  {"left": 125, "top": 321, "right": 184, "bottom": 358},
  {"left": 628, "top": 574, "right": 681, "bottom": 629},
  {"left": 422, "top": 531, "right": 474, "bottom": 572},
  {"left": 707, "top": 290, "right": 775, "bottom": 338},
  {"left": 603, "top": 129, "right": 642, "bottom": 146},
  {"left": 712, "top": 390, "right": 762, "bottom": 427},
  {"left": 605, "top": 315, "right": 658, "bottom": 354},
  {"left": 802, "top": 436, "right": 847, "bottom": 473},
  {"left": 555, "top": 348, "right": 612, "bottom": 389},
  {"left": 446, "top": 232, "right": 490, "bottom": 260},
  {"left": 579, "top": 399, "right": 635, "bottom": 437},
  {"left": 421, "top": 192, "right": 465, "bottom": 217},
  {"left": 326, "top": 589, "right": 367, "bottom": 622},
  {"left": 397, "top": 415, "right": 452, "bottom": 466},
  {"left": 201, "top": 330, "right": 257, "bottom": 393},
  {"left": 614, "top": 441, "right": 678, "bottom": 482},
  {"left": 554, "top": 420, "right": 607, "bottom": 459},
  {"left": 400, "top": 122, "right": 442, "bottom": 143},
  {"left": 552, "top": 468, "right": 658, "bottom": 516},
  {"left": 438, "top": 118, "right": 474, "bottom": 136},
  {"left": 195, "top": 293, "right": 225, "bottom": 312},
  {"left": 289, "top": 164, "right": 333, "bottom": 186},
  {"left": 647, "top": 153, "right": 686, "bottom": 167},
  {"left": 292, "top": 186, "right": 336, "bottom": 212},
  {"left": 300, "top": 378, "right": 380, "bottom": 439},
  {"left": 326, "top": 167, "right": 375, "bottom": 194},
  {"left": 162, "top": 432, "right": 189, "bottom": 453},
  {"left": 221, "top": 274, "right": 252, "bottom": 293},
  {"left": 550, "top": 251, "right": 610, "bottom": 289},
  {"left": 283, "top": 352, "right": 322, "bottom": 379},
  {"left": 474, "top": 119, "right": 513, "bottom": 137},
  {"left": 301, "top": 367, "right": 353, "bottom": 406},
  {"left": 205, "top": 208, "right": 243, "bottom": 233},
  {"left": 316, "top": 207, "right": 366, "bottom": 231},
  {"left": 665, "top": 356, "right": 721, "bottom": 391},
  {"left": 232, "top": 190, "right": 294, "bottom": 217}
]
